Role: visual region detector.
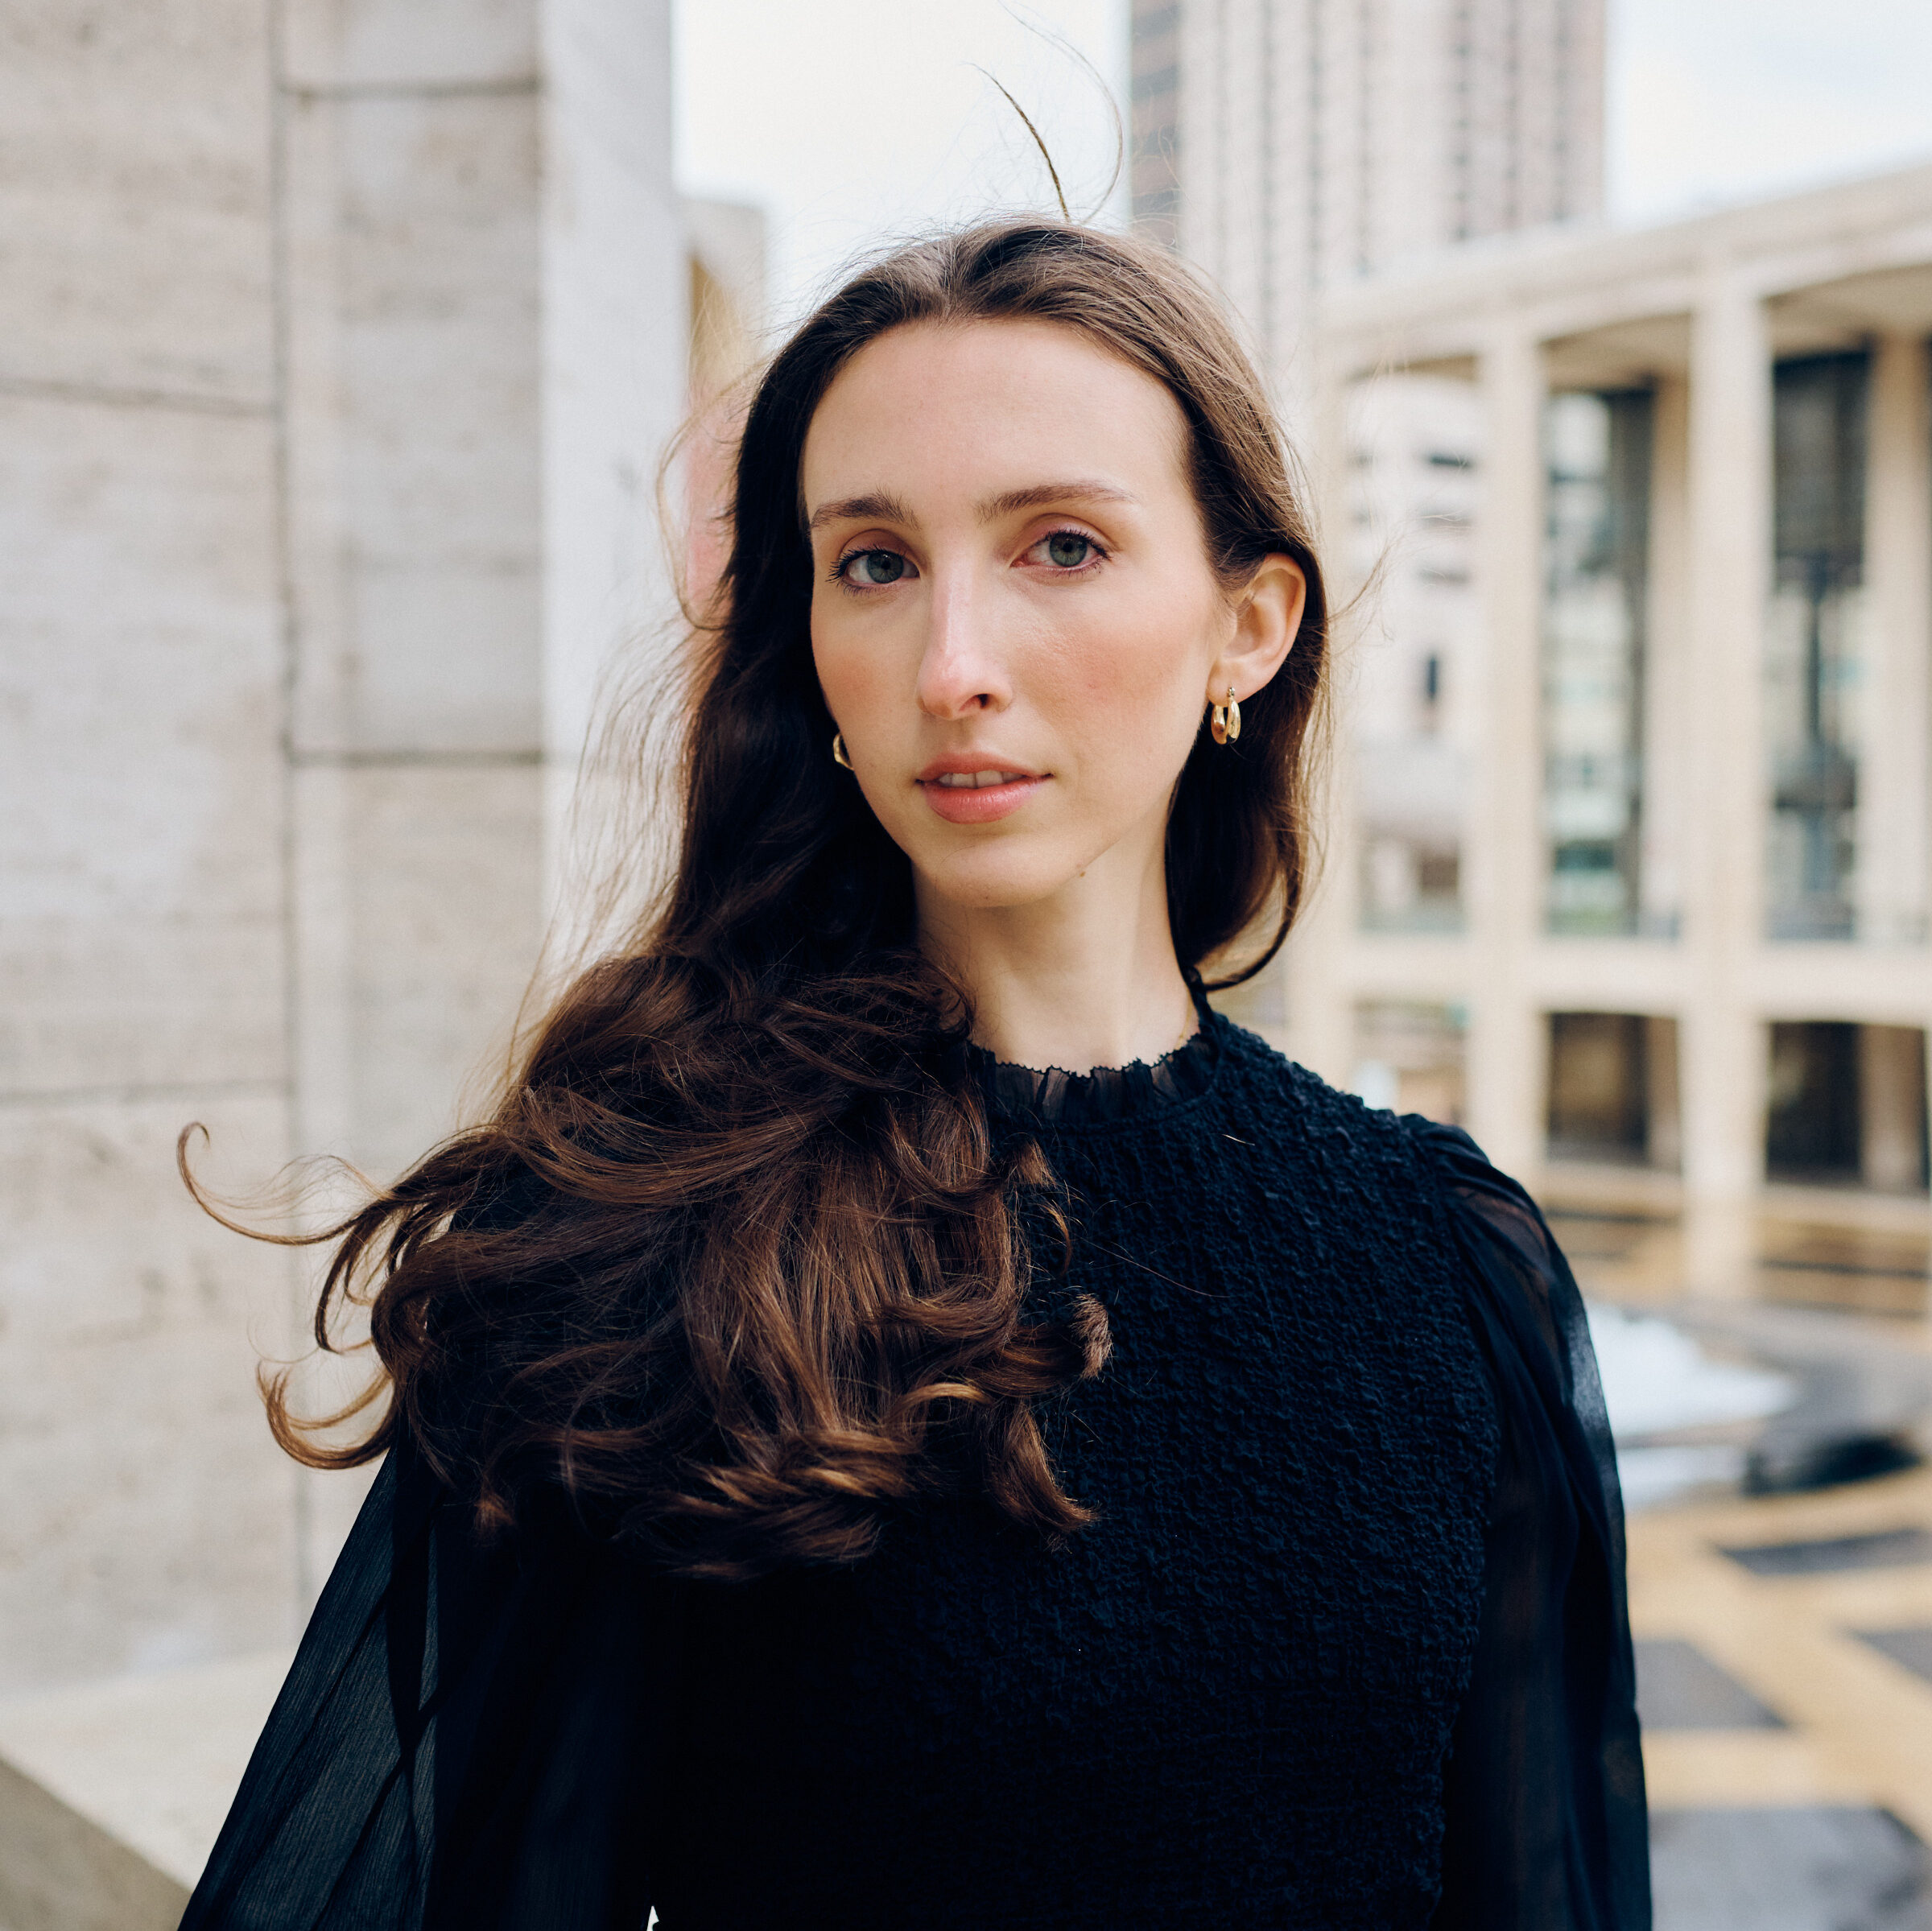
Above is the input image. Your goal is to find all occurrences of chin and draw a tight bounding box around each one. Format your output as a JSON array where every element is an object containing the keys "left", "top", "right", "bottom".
[{"left": 909, "top": 843, "right": 1093, "bottom": 915}]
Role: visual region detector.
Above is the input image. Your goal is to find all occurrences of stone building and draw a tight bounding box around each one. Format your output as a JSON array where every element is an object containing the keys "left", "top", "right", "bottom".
[
  {"left": 1285, "top": 163, "right": 1932, "bottom": 1298},
  {"left": 0, "top": 0, "right": 695, "bottom": 1700}
]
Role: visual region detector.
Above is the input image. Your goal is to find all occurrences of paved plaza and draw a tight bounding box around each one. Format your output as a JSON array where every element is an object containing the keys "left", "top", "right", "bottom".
[{"left": 1559, "top": 1193, "right": 1932, "bottom": 1929}]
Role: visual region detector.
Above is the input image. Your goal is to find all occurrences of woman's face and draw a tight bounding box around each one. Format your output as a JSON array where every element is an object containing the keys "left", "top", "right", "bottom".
[{"left": 803, "top": 319, "right": 1303, "bottom": 923}]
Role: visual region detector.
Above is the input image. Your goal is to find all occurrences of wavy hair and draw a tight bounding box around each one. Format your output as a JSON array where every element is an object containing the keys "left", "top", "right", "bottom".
[{"left": 200, "top": 221, "right": 1330, "bottom": 1581}]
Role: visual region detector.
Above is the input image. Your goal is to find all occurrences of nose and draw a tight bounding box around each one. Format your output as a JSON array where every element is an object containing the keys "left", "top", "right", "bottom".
[{"left": 914, "top": 570, "right": 1011, "bottom": 720}]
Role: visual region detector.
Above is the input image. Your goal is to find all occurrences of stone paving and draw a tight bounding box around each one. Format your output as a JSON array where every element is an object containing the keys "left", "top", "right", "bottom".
[
  {"left": 1553, "top": 1186, "right": 1932, "bottom": 1928},
  {"left": 1633, "top": 1467, "right": 1932, "bottom": 1927}
]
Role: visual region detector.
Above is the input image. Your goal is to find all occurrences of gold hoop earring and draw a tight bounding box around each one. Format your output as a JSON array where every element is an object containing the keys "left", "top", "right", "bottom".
[
  {"left": 832, "top": 732, "right": 853, "bottom": 770},
  {"left": 1210, "top": 687, "right": 1241, "bottom": 746}
]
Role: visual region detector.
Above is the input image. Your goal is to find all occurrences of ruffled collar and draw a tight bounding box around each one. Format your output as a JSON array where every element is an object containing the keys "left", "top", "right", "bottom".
[{"left": 966, "top": 991, "right": 1224, "bottom": 1128}]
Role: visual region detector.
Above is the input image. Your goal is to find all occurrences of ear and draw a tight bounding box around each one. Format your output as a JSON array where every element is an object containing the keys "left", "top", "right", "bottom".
[{"left": 1210, "top": 554, "right": 1307, "bottom": 703}]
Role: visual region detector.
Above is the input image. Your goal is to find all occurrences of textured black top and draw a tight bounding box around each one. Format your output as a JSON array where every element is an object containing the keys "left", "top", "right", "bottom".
[{"left": 181, "top": 1015, "right": 1649, "bottom": 1930}]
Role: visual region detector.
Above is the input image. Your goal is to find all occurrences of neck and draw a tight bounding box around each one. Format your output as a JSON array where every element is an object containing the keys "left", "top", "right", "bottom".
[{"left": 915, "top": 841, "right": 1197, "bottom": 1075}]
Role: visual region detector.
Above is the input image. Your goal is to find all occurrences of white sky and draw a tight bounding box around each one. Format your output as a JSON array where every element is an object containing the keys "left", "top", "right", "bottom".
[
  {"left": 675, "top": 0, "right": 1932, "bottom": 325},
  {"left": 1610, "top": 0, "right": 1932, "bottom": 221},
  {"left": 674, "top": 2, "right": 1130, "bottom": 328}
]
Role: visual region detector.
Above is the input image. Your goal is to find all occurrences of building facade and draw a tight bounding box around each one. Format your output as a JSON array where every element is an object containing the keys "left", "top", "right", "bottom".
[
  {"left": 1137, "top": 1, "right": 1929, "bottom": 1294},
  {"left": 0, "top": 0, "right": 687, "bottom": 1694},
  {"left": 1282, "top": 167, "right": 1932, "bottom": 1302}
]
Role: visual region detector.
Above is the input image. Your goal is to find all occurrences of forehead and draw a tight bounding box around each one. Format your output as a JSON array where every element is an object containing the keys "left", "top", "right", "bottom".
[{"left": 801, "top": 319, "right": 1191, "bottom": 508}]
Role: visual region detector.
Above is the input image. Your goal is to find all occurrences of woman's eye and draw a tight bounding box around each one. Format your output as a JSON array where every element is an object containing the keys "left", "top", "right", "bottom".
[
  {"left": 840, "top": 549, "right": 910, "bottom": 586},
  {"left": 1036, "top": 530, "right": 1101, "bottom": 570}
]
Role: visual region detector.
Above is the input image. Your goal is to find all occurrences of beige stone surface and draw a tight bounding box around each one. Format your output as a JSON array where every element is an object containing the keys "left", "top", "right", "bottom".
[
  {"left": 0, "top": 389, "right": 285, "bottom": 1096},
  {"left": 1629, "top": 1465, "right": 1932, "bottom": 1840},
  {"left": 0, "top": 1648, "right": 291, "bottom": 1912},
  {"left": 284, "top": 87, "right": 544, "bottom": 756},
  {"left": 0, "top": 0, "right": 683, "bottom": 1705},
  {"left": 0, "top": 1756, "right": 186, "bottom": 1931},
  {"left": 0, "top": 2, "right": 273, "bottom": 405},
  {"left": 0, "top": 1096, "right": 299, "bottom": 1694},
  {"left": 537, "top": 0, "right": 687, "bottom": 796},
  {"left": 283, "top": 0, "right": 536, "bottom": 91},
  {"left": 292, "top": 761, "right": 546, "bottom": 1182}
]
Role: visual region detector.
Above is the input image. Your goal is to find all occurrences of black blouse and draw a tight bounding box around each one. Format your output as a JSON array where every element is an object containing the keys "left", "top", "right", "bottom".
[{"left": 181, "top": 1016, "right": 1649, "bottom": 1930}]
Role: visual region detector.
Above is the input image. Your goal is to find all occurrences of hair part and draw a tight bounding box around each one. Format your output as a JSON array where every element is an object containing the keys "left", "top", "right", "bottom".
[{"left": 212, "top": 221, "right": 1329, "bottom": 1580}]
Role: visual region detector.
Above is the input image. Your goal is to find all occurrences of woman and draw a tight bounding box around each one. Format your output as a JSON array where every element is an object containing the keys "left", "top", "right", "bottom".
[{"left": 183, "top": 221, "right": 1648, "bottom": 1929}]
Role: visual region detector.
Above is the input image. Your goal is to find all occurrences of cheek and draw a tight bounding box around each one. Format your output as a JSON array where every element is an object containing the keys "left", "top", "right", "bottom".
[
  {"left": 1053, "top": 575, "right": 1218, "bottom": 751},
  {"left": 811, "top": 602, "right": 892, "bottom": 734}
]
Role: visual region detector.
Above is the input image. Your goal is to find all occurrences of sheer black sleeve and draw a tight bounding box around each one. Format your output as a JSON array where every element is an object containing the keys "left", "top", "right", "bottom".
[
  {"left": 1417, "top": 1120, "right": 1650, "bottom": 1931},
  {"left": 177, "top": 1434, "right": 681, "bottom": 1930},
  {"left": 180, "top": 1161, "right": 689, "bottom": 1931}
]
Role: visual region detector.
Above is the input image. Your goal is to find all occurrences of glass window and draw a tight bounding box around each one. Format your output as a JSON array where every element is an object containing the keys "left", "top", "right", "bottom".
[
  {"left": 1768, "top": 1021, "right": 1930, "bottom": 1193},
  {"left": 1546, "top": 1011, "right": 1680, "bottom": 1169},
  {"left": 1543, "top": 390, "right": 1653, "bottom": 936},
  {"left": 1767, "top": 353, "right": 1869, "bottom": 941},
  {"left": 1349, "top": 374, "right": 1481, "bottom": 935}
]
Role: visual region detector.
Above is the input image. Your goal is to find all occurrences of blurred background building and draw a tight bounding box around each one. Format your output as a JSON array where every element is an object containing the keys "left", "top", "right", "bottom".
[
  {"left": 1290, "top": 173, "right": 1932, "bottom": 1260},
  {"left": 1131, "top": 0, "right": 1605, "bottom": 347}
]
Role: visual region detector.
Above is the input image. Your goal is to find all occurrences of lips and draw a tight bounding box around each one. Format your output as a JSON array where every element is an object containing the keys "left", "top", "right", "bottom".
[
  {"left": 932, "top": 768, "right": 1030, "bottom": 789},
  {"left": 914, "top": 757, "right": 1047, "bottom": 825}
]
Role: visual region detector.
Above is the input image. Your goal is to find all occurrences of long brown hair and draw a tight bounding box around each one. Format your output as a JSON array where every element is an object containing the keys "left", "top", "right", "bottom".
[{"left": 206, "top": 221, "right": 1329, "bottom": 1582}]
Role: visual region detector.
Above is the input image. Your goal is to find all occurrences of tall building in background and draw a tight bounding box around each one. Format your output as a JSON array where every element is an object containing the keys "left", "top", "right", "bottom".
[{"left": 1132, "top": 0, "right": 1605, "bottom": 365}]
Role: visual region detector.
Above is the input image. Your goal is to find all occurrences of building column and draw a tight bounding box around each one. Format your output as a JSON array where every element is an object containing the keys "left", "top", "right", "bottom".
[
  {"left": 1679, "top": 270, "right": 1772, "bottom": 1294},
  {"left": 539, "top": 0, "right": 687, "bottom": 890},
  {"left": 1174, "top": 0, "right": 1224, "bottom": 273},
  {"left": 1860, "top": 1025, "right": 1928, "bottom": 1194},
  {"left": 1211, "top": 0, "right": 1270, "bottom": 345},
  {"left": 1463, "top": 323, "right": 1546, "bottom": 1180},
  {"left": 279, "top": 0, "right": 683, "bottom": 1599},
  {"left": 283, "top": 0, "right": 681, "bottom": 1185},
  {"left": 1861, "top": 332, "right": 1932, "bottom": 949},
  {"left": 1645, "top": 1015, "right": 1684, "bottom": 1172},
  {"left": 1641, "top": 373, "right": 1691, "bottom": 937}
]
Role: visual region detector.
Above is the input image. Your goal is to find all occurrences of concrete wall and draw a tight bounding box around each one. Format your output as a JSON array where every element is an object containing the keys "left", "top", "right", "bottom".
[{"left": 0, "top": 0, "right": 683, "bottom": 1694}]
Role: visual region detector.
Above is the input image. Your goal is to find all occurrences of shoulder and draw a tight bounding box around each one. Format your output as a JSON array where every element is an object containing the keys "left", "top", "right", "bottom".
[
  {"left": 1398, "top": 1113, "right": 1531, "bottom": 1203},
  {"left": 1390, "top": 1119, "right": 1580, "bottom": 1385},
  {"left": 1211, "top": 1028, "right": 1571, "bottom": 1268},
  {"left": 1396, "top": 1116, "right": 1561, "bottom": 1279},
  {"left": 1212, "top": 1025, "right": 1503, "bottom": 1257},
  {"left": 1216, "top": 1023, "right": 1535, "bottom": 1212},
  {"left": 1212, "top": 1018, "right": 1446, "bottom": 1170}
]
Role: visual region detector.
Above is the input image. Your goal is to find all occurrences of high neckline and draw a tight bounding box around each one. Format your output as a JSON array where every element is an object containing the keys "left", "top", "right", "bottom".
[{"left": 966, "top": 1002, "right": 1224, "bottom": 1128}]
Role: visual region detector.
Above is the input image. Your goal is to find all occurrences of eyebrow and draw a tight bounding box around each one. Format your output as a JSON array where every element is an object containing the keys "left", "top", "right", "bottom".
[
  {"left": 805, "top": 479, "right": 1139, "bottom": 534},
  {"left": 979, "top": 480, "right": 1140, "bottom": 519},
  {"left": 806, "top": 490, "right": 913, "bottom": 534}
]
